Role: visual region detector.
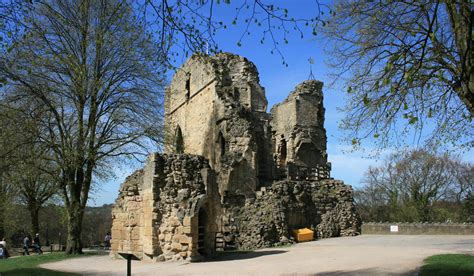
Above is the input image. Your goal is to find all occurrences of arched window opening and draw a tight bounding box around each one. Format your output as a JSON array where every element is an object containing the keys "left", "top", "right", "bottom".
[
  {"left": 175, "top": 126, "right": 184, "bottom": 153},
  {"left": 218, "top": 132, "right": 226, "bottom": 157},
  {"left": 233, "top": 87, "right": 240, "bottom": 100},
  {"left": 185, "top": 76, "right": 191, "bottom": 101}
]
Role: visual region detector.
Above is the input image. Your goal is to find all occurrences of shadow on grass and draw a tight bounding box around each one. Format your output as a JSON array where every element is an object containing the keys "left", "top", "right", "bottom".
[
  {"left": 0, "top": 252, "right": 99, "bottom": 276},
  {"left": 0, "top": 268, "right": 78, "bottom": 276},
  {"left": 206, "top": 249, "right": 287, "bottom": 262},
  {"left": 311, "top": 267, "right": 418, "bottom": 276},
  {"left": 420, "top": 267, "right": 474, "bottom": 276}
]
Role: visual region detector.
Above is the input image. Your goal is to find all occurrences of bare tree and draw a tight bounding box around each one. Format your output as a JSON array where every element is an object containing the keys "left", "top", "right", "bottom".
[
  {"left": 323, "top": 0, "right": 473, "bottom": 149},
  {"left": 356, "top": 150, "right": 473, "bottom": 222},
  {"left": 1, "top": 0, "right": 165, "bottom": 253}
]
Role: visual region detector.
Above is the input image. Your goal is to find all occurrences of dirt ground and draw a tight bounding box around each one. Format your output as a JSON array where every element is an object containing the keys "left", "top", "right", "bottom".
[{"left": 40, "top": 235, "right": 474, "bottom": 275}]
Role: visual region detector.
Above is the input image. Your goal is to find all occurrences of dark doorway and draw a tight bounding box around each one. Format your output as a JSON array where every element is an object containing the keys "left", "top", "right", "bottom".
[{"left": 197, "top": 208, "right": 207, "bottom": 255}]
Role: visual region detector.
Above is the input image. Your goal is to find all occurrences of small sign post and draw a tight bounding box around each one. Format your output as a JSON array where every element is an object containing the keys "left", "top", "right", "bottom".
[
  {"left": 118, "top": 252, "right": 140, "bottom": 276},
  {"left": 390, "top": 225, "right": 399, "bottom": 233}
]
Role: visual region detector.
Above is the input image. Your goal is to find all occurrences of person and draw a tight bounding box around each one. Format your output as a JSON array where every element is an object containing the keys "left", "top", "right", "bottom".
[
  {"left": 0, "top": 237, "right": 10, "bottom": 259},
  {"left": 33, "top": 233, "right": 43, "bottom": 254},
  {"left": 23, "top": 235, "right": 30, "bottom": 255},
  {"left": 104, "top": 232, "right": 111, "bottom": 250},
  {"left": 0, "top": 244, "right": 5, "bottom": 259}
]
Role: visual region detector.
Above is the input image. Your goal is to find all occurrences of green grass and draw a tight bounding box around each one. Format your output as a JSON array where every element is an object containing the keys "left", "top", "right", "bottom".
[
  {"left": 0, "top": 252, "right": 95, "bottom": 276},
  {"left": 419, "top": 254, "right": 474, "bottom": 276}
]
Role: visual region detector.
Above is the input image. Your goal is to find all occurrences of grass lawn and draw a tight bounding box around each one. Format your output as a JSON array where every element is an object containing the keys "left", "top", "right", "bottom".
[
  {"left": 0, "top": 252, "right": 94, "bottom": 276},
  {"left": 419, "top": 254, "right": 474, "bottom": 276}
]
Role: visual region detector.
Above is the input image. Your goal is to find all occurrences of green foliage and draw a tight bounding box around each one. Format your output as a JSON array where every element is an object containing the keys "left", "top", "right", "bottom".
[
  {"left": 419, "top": 254, "right": 474, "bottom": 276},
  {"left": 0, "top": 104, "right": 60, "bottom": 235},
  {"left": 461, "top": 192, "right": 474, "bottom": 222},
  {"left": 355, "top": 149, "right": 473, "bottom": 223},
  {"left": 81, "top": 204, "right": 113, "bottom": 247}
]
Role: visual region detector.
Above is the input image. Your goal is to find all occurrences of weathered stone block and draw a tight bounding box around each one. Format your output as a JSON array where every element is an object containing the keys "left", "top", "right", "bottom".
[
  {"left": 182, "top": 226, "right": 192, "bottom": 234},
  {"left": 171, "top": 242, "right": 181, "bottom": 252},
  {"left": 178, "top": 235, "right": 191, "bottom": 244},
  {"left": 183, "top": 216, "right": 192, "bottom": 227}
]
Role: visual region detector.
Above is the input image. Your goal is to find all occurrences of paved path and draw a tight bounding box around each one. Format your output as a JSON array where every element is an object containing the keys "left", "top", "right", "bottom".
[{"left": 41, "top": 235, "right": 474, "bottom": 275}]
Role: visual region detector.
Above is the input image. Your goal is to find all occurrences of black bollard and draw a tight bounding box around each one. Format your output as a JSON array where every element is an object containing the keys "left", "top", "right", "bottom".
[
  {"left": 127, "top": 254, "right": 131, "bottom": 276},
  {"left": 118, "top": 252, "right": 139, "bottom": 276}
]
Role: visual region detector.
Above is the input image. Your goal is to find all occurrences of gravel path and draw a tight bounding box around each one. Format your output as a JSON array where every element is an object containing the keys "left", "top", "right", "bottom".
[{"left": 41, "top": 235, "right": 474, "bottom": 275}]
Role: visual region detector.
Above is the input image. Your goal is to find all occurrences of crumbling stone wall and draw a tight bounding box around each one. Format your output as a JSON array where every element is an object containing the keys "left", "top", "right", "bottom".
[
  {"left": 156, "top": 154, "right": 219, "bottom": 261},
  {"left": 111, "top": 169, "right": 145, "bottom": 257},
  {"left": 230, "top": 179, "right": 361, "bottom": 250},
  {"left": 111, "top": 153, "right": 221, "bottom": 262}
]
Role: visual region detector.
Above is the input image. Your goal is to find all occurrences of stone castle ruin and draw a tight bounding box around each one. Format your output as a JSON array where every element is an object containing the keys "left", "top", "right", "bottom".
[{"left": 110, "top": 53, "right": 361, "bottom": 262}]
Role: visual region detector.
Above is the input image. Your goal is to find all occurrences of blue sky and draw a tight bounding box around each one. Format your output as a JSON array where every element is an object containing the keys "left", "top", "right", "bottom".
[{"left": 88, "top": 1, "right": 473, "bottom": 206}]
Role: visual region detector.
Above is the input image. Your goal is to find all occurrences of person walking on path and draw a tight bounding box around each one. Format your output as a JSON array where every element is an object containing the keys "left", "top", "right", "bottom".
[
  {"left": 0, "top": 244, "right": 5, "bottom": 259},
  {"left": 104, "top": 232, "right": 111, "bottom": 250},
  {"left": 0, "top": 237, "right": 10, "bottom": 259},
  {"left": 23, "top": 235, "right": 30, "bottom": 255},
  {"left": 33, "top": 233, "right": 43, "bottom": 254}
]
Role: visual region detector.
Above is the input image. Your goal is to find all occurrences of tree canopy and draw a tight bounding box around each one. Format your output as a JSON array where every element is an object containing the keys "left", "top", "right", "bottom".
[
  {"left": 0, "top": 100, "right": 59, "bottom": 235},
  {"left": 324, "top": 0, "right": 473, "bottom": 149},
  {"left": 1, "top": 0, "right": 165, "bottom": 253},
  {"left": 355, "top": 149, "right": 473, "bottom": 222}
]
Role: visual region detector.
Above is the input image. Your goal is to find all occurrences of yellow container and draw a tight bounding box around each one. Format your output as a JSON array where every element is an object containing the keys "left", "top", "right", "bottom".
[{"left": 292, "top": 228, "right": 314, "bottom": 242}]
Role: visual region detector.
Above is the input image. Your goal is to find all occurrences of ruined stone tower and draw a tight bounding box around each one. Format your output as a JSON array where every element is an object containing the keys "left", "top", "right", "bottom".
[
  {"left": 110, "top": 53, "right": 360, "bottom": 262},
  {"left": 164, "top": 53, "right": 268, "bottom": 199}
]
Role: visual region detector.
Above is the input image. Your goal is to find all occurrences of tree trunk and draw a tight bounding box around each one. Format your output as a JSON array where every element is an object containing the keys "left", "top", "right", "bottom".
[
  {"left": 29, "top": 206, "right": 40, "bottom": 235},
  {"left": 0, "top": 173, "right": 6, "bottom": 239},
  {"left": 0, "top": 201, "right": 5, "bottom": 239},
  {"left": 65, "top": 202, "right": 84, "bottom": 254}
]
